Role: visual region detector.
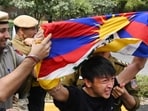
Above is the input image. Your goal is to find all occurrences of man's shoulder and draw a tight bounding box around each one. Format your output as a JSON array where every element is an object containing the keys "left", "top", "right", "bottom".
[{"left": 109, "top": 56, "right": 128, "bottom": 67}]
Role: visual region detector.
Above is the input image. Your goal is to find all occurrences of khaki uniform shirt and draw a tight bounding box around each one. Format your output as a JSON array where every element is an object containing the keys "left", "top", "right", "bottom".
[
  {"left": 12, "top": 35, "right": 39, "bottom": 97},
  {"left": 11, "top": 35, "right": 31, "bottom": 55},
  {"left": 0, "top": 44, "right": 24, "bottom": 109}
]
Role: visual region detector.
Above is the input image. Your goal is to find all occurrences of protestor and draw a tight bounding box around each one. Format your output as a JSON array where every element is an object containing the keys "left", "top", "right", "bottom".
[
  {"left": 39, "top": 54, "right": 146, "bottom": 111},
  {"left": 61, "top": 51, "right": 140, "bottom": 111}
]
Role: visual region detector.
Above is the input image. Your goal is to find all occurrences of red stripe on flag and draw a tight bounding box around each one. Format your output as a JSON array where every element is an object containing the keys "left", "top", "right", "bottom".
[
  {"left": 41, "top": 21, "right": 98, "bottom": 38},
  {"left": 125, "top": 21, "right": 148, "bottom": 44},
  {"left": 38, "top": 41, "right": 97, "bottom": 77}
]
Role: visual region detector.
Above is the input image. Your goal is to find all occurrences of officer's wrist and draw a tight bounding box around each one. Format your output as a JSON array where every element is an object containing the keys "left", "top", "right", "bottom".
[{"left": 25, "top": 55, "right": 40, "bottom": 63}]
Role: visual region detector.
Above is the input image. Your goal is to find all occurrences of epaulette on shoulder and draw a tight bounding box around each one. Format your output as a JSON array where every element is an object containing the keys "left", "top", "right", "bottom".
[
  {"left": 114, "top": 59, "right": 129, "bottom": 67},
  {"left": 109, "top": 56, "right": 129, "bottom": 67}
]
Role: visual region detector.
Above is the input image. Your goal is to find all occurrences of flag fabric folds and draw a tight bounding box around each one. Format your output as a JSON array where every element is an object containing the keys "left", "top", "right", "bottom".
[
  {"left": 36, "top": 11, "right": 148, "bottom": 82},
  {"left": 97, "top": 12, "right": 148, "bottom": 57}
]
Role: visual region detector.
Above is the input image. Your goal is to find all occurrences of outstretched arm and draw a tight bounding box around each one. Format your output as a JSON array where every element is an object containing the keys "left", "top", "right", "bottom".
[
  {"left": 117, "top": 56, "right": 147, "bottom": 85},
  {"left": 0, "top": 36, "right": 51, "bottom": 102},
  {"left": 47, "top": 82, "right": 69, "bottom": 101}
]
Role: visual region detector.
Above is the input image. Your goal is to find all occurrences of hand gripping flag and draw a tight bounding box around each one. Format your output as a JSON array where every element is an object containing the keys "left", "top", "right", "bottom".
[{"left": 35, "top": 11, "right": 148, "bottom": 89}]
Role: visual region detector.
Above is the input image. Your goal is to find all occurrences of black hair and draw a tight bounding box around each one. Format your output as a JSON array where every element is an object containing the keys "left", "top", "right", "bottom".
[
  {"left": 0, "top": 21, "right": 8, "bottom": 24},
  {"left": 81, "top": 55, "right": 116, "bottom": 82}
]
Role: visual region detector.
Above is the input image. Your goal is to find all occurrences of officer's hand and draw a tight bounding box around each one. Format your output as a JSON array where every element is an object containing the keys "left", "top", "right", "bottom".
[
  {"left": 29, "top": 34, "right": 51, "bottom": 60},
  {"left": 34, "top": 28, "right": 44, "bottom": 38},
  {"left": 23, "top": 38, "right": 34, "bottom": 46},
  {"left": 24, "top": 29, "right": 48, "bottom": 46},
  {"left": 112, "top": 83, "right": 125, "bottom": 99}
]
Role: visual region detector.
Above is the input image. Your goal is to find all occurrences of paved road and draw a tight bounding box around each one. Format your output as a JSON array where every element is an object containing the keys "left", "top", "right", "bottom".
[
  {"left": 137, "top": 105, "right": 148, "bottom": 111},
  {"left": 137, "top": 98, "right": 148, "bottom": 111}
]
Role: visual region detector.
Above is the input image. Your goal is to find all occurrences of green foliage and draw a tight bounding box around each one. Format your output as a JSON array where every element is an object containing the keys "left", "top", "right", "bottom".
[
  {"left": 8, "top": 20, "right": 14, "bottom": 39},
  {"left": 137, "top": 75, "right": 148, "bottom": 97},
  {"left": 124, "top": 0, "right": 146, "bottom": 12},
  {"left": 10, "top": 0, "right": 45, "bottom": 20},
  {"left": 10, "top": 0, "right": 34, "bottom": 9},
  {"left": 9, "top": 0, "right": 93, "bottom": 21},
  {"left": 114, "top": 0, "right": 148, "bottom": 12},
  {"left": 51, "top": 0, "right": 93, "bottom": 20},
  {"left": 0, "top": 0, "right": 12, "bottom": 7},
  {"left": 113, "top": 0, "right": 128, "bottom": 13},
  {"left": 7, "top": 0, "right": 117, "bottom": 21},
  {"left": 89, "top": 0, "right": 117, "bottom": 15},
  {"left": 2, "top": 0, "right": 148, "bottom": 21}
]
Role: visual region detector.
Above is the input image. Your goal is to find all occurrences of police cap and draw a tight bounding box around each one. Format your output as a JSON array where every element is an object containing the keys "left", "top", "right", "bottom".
[
  {"left": 0, "top": 11, "right": 9, "bottom": 23},
  {"left": 14, "top": 15, "right": 38, "bottom": 28}
]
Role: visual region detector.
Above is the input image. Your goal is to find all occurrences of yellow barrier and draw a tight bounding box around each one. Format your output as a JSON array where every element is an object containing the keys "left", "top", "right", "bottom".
[
  {"left": 44, "top": 103, "right": 59, "bottom": 111},
  {"left": 44, "top": 102, "right": 127, "bottom": 111},
  {"left": 121, "top": 105, "right": 127, "bottom": 111}
]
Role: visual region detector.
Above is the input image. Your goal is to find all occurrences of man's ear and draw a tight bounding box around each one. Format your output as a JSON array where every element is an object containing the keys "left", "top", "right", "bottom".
[{"left": 83, "top": 79, "right": 92, "bottom": 88}]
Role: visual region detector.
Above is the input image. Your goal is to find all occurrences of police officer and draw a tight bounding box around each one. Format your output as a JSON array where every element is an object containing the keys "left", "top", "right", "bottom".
[
  {"left": 12, "top": 15, "right": 38, "bottom": 55},
  {"left": 61, "top": 51, "right": 140, "bottom": 111},
  {"left": 0, "top": 10, "right": 24, "bottom": 111},
  {"left": 12, "top": 15, "right": 46, "bottom": 111},
  {"left": 0, "top": 11, "right": 51, "bottom": 111}
]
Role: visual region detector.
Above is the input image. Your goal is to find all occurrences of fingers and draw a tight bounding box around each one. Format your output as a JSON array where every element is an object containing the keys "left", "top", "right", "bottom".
[
  {"left": 46, "top": 33, "right": 52, "bottom": 38},
  {"left": 41, "top": 33, "right": 51, "bottom": 45},
  {"left": 112, "top": 86, "right": 125, "bottom": 98},
  {"left": 112, "top": 87, "right": 122, "bottom": 98},
  {"left": 34, "top": 38, "right": 43, "bottom": 44},
  {"left": 34, "top": 28, "right": 44, "bottom": 38},
  {"left": 31, "top": 33, "right": 51, "bottom": 45},
  {"left": 29, "top": 32, "right": 52, "bottom": 60},
  {"left": 23, "top": 38, "right": 34, "bottom": 46}
]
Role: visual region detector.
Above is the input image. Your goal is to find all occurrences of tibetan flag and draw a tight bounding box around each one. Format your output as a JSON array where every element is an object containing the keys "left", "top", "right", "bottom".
[
  {"left": 36, "top": 11, "right": 148, "bottom": 82},
  {"left": 96, "top": 12, "right": 148, "bottom": 57}
]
